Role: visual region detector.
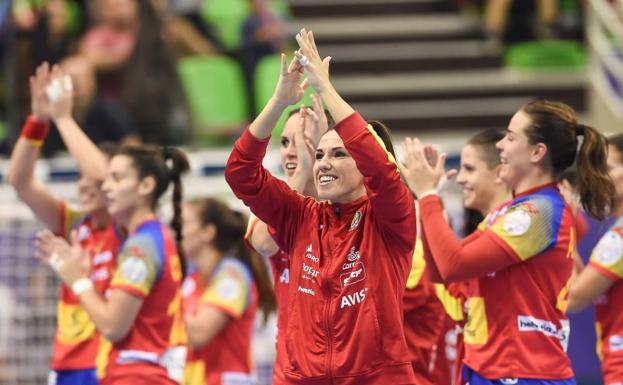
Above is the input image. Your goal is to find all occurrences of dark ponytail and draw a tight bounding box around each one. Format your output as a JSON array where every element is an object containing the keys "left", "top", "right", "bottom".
[
  {"left": 163, "top": 147, "right": 191, "bottom": 278},
  {"left": 191, "top": 198, "right": 276, "bottom": 322},
  {"left": 575, "top": 125, "right": 614, "bottom": 220},
  {"left": 118, "top": 145, "right": 191, "bottom": 277},
  {"left": 521, "top": 100, "right": 614, "bottom": 219}
]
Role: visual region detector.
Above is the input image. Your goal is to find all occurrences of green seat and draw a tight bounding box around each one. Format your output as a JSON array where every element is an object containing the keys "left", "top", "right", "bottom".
[
  {"left": 201, "top": 0, "right": 251, "bottom": 51},
  {"left": 505, "top": 40, "right": 587, "bottom": 70},
  {"left": 254, "top": 54, "right": 314, "bottom": 139},
  {"left": 178, "top": 55, "right": 249, "bottom": 145}
]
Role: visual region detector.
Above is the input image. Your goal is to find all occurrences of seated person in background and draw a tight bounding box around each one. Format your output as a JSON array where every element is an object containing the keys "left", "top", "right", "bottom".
[{"left": 43, "top": 55, "right": 140, "bottom": 157}]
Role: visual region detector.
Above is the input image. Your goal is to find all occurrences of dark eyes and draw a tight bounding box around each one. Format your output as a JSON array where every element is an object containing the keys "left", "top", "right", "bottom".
[
  {"left": 335, "top": 151, "right": 347, "bottom": 157},
  {"left": 315, "top": 152, "right": 323, "bottom": 160},
  {"left": 280, "top": 138, "right": 290, "bottom": 147}
]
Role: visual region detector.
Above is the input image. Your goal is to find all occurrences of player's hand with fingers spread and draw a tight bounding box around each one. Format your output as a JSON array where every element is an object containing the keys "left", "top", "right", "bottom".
[
  {"left": 304, "top": 93, "right": 329, "bottom": 147},
  {"left": 46, "top": 64, "right": 74, "bottom": 122},
  {"left": 295, "top": 29, "right": 332, "bottom": 94},
  {"left": 30, "top": 62, "right": 52, "bottom": 122},
  {"left": 294, "top": 107, "right": 315, "bottom": 175},
  {"left": 273, "top": 53, "right": 307, "bottom": 108},
  {"left": 398, "top": 138, "right": 450, "bottom": 198}
]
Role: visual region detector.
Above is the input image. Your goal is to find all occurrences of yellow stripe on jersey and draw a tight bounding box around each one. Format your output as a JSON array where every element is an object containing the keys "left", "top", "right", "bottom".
[
  {"left": 406, "top": 238, "right": 425, "bottom": 289},
  {"left": 596, "top": 322, "right": 603, "bottom": 360},
  {"left": 57, "top": 302, "right": 97, "bottom": 344},
  {"left": 201, "top": 261, "right": 251, "bottom": 318},
  {"left": 590, "top": 226, "right": 623, "bottom": 279},
  {"left": 434, "top": 284, "right": 465, "bottom": 322},
  {"left": 96, "top": 338, "right": 112, "bottom": 379},
  {"left": 464, "top": 297, "right": 488, "bottom": 345},
  {"left": 183, "top": 360, "right": 205, "bottom": 385},
  {"left": 488, "top": 198, "right": 555, "bottom": 261},
  {"left": 365, "top": 124, "right": 398, "bottom": 167},
  {"left": 62, "top": 202, "right": 85, "bottom": 239}
]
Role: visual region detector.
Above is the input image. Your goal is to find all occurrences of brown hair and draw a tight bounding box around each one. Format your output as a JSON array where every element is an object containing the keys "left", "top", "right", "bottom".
[
  {"left": 467, "top": 128, "right": 506, "bottom": 169},
  {"left": 366, "top": 120, "right": 396, "bottom": 159},
  {"left": 607, "top": 133, "right": 623, "bottom": 155},
  {"left": 521, "top": 100, "right": 614, "bottom": 219},
  {"left": 189, "top": 198, "right": 276, "bottom": 322},
  {"left": 117, "top": 145, "right": 190, "bottom": 276}
]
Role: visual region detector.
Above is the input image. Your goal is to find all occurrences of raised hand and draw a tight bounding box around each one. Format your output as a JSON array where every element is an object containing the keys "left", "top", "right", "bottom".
[
  {"left": 295, "top": 29, "right": 332, "bottom": 94},
  {"left": 46, "top": 64, "right": 74, "bottom": 121},
  {"left": 273, "top": 53, "right": 307, "bottom": 108},
  {"left": 30, "top": 62, "right": 52, "bottom": 121},
  {"left": 303, "top": 93, "right": 329, "bottom": 148},
  {"left": 398, "top": 138, "right": 452, "bottom": 197}
]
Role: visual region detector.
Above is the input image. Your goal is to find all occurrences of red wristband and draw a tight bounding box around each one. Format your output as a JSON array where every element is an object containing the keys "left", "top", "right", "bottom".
[{"left": 21, "top": 115, "right": 50, "bottom": 146}]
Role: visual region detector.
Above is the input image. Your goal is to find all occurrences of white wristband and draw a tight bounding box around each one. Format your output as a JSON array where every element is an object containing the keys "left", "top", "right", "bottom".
[
  {"left": 72, "top": 278, "right": 94, "bottom": 296},
  {"left": 419, "top": 189, "right": 439, "bottom": 199}
]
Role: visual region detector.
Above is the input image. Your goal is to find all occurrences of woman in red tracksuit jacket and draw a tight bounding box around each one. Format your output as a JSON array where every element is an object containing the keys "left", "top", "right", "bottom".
[{"left": 225, "top": 29, "right": 417, "bottom": 385}]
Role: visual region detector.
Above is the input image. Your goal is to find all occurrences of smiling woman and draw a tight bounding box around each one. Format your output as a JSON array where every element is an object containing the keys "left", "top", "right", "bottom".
[
  {"left": 225, "top": 29, "right": 417, "bottom": 385},
  {"left": 400, "top": 100, "right": 614, "bottom": 385}
]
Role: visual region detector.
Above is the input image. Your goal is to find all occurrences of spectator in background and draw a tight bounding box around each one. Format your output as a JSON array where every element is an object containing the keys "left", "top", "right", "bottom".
[
  {"left": 241, "top": 0, "right": 289, "bottom": 114},
  {"left": 120, "top": 0, "right": 190, "bottom": 144},
  {"left": 78, "top": 0, "right": 138, "bottom": 100},
  {"left": 483, "top": 0, "right": 558, "bottom": 47},
  {"left": 43, "top": 55, "right": 140, "bottom": 156}
]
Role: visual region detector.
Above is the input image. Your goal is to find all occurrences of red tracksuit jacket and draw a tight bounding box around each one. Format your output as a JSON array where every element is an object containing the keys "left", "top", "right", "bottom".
[{"left": 225, "top": 112, "right": 417, "bottom": 385}]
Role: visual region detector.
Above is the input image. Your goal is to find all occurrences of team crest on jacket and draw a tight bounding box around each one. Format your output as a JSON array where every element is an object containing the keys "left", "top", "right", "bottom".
[{"left": 349, "top": 211, "right": 362, "bottom": 231}]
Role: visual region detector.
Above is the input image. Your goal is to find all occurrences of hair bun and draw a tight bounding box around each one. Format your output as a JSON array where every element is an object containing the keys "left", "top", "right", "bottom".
[{"left": 576, "top": 123, "right": 586, "bottom": 136}]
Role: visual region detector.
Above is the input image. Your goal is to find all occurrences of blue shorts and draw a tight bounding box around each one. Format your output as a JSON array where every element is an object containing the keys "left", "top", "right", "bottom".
[
  {"left": 461, "top": 365, "right": 576, "bottom": 385},
  {"left": 48, "top": 369, "right": 98, "bottom": 385}
]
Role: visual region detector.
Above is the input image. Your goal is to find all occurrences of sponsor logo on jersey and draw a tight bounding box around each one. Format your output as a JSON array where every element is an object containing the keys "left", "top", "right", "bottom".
[
  {"left": 92, "top": 250, "right": 113, "bottom": 265},
  {"left": 279, "top": 268, "right": 289, "bottom": 284},
  {"left": 77, "top": 225, "right": 91, "bottom": 242},
  {"left": 90, "top": 267, "right": 110, "bottom": 282},
  {"left": 340, "top": 288, "right": 368, "bottom": 309},
  {"left": 517, "top": 315, "right": 560, "bottom": 338},
  {"left": 610, "top": 335, "right": 623, "bottom": 351},
  {"left": 217, "top": 277, "right": 240, "bottom": 300},
  {"left": 340, "top": 263, "right": 366, "bottom": 286},
  {"left": 298, "top": 286, "right": 315, "bottom": 296},
  {"left": 302, "top": 263, "right": 319, "bottom": 280}
]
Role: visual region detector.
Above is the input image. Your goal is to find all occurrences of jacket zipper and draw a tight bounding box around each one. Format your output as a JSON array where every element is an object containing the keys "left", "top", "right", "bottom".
[{"left": 321, "top": 207, "right": 338, "bottom": 384}]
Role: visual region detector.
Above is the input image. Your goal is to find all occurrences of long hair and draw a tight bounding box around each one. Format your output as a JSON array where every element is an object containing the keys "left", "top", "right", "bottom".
[
  {"left": 190, "top": 198, "right": 276, "bottom": 322},
  {"left": 117, "top": 144, "right": 190, "bottom": 277},
  {"left": 521, "top": 100, "right": 614, "bottom": 219}
]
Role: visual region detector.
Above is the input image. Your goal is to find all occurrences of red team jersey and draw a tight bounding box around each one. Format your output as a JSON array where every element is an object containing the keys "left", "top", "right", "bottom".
[
  {"left": 246, "top": 217, "right": 289, "bottom": 385},
  {"left": 103, "top": 219, "right": 186, "bottom": 385},
  {"left": 226, "top": 112, "right": 417, "bottom": 385},
  {"left": 51, "top": 202, "right": 122, "bottom": 371},
  {"left": 183, "top": 258, "right": 258, "bottom": 385},
  {"left": 589, "top": 217, "right": 623, "bottom": 385},
  {"left": 420, "top": 184, "right": 576, "bottom": 380}
]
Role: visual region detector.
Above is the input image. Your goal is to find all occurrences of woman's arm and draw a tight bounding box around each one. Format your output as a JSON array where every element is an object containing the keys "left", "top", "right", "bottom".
[
  {"left": 185, "top": 307, "right": 229, "bottom": 348},
  {"left": 295, "top": 29, "right": 415, "bottom": 250},
  {"left": 419, "top": 195, "right": 516, "bottom": 282},
  {"left": 35, "top": 230, "right": 143, "bottom": 341},
  {"left": 225, "top": 55, "right": 312, "bottom": 251},
  {"left": 48, "top": 65, "right": 108, "bottom": 181},
  {"left": 248, "top": 112, "right": 318, "bottom": 257},
  {"left": 8, "top": 63, "right": 64, "bottom": 233},
  {"left": 567, "top": 265, "right": 614, "bottom": 312}
]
